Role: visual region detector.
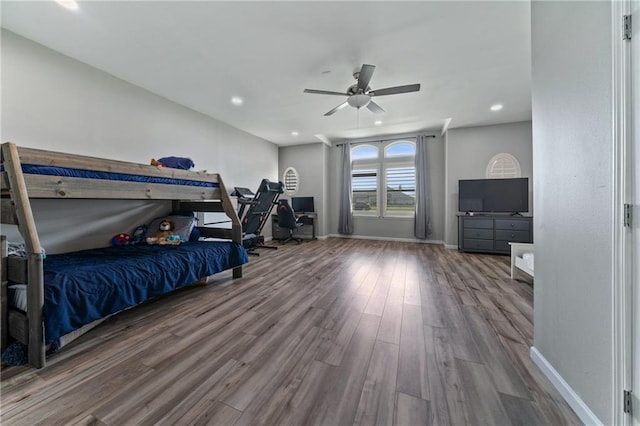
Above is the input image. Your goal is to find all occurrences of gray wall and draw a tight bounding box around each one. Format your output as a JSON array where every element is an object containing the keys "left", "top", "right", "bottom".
[
  {"left": 278, "top": 143, "right": 328, "bottom": 236},
  {"left": 2, "top": 30, "right": 278, "bottom": 252},
  {"left": 327, "top": 134, "right": 445, "bottom": 242},
  {"left": 444, "top": 121, "right": 533, "bottom": 247},
  {"left": 531, "top": 1, "right": 612, "bottom": 423}
]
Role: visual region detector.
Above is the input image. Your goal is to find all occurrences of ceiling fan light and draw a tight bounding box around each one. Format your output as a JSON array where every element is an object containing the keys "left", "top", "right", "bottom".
[{"left": 347, "top": 94, "right": 371, "bottom": 109}]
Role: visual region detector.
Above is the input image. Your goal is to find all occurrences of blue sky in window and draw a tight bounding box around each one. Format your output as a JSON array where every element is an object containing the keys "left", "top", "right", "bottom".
[
  {"left": 352, "top": 145, "right": 378, "bottom": 160},
  {"left": 385, "top": 142, "right": 415, "bottom": 157}
]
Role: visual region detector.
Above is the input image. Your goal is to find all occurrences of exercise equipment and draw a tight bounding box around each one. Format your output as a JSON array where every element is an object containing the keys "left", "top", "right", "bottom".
[{"left": 232, "top": 179, "right": 284, "bottom": 255}]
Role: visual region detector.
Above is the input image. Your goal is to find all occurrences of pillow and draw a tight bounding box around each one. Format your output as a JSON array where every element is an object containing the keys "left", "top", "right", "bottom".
[{"left": 147, "top": 215, "right": 196, "bottom": 241}]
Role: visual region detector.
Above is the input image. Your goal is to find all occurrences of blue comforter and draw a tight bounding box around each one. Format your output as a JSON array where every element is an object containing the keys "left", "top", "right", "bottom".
[{"left": 43, "top": 242, "right": 247, "bottom": 347}]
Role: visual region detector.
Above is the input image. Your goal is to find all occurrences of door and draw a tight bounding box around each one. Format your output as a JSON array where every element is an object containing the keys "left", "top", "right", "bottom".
[{"left": 632, "top": 0, "right": 640, "bottom": 424}]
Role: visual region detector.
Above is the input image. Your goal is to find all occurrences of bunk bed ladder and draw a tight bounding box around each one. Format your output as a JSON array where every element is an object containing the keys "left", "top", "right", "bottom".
[{"left": 1, "top": 142, "right": 46, "bottom": 368}]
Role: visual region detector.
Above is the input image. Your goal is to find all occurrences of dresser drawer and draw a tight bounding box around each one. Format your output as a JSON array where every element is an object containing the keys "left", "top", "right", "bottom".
[
  {"left": 495, "top": 229, "right": 531, "bottom": 242},
  {"left": 463, "top": 229, "right": 493, "bottom": 240},
  {"left": 462, "top": 218, "right": 493, "bottom": 229},
  {"left": 463, "top": 239, "right": 494, "bottom": 251},
  {"left": 495, "top": 219, "right": 530, "bottom": 231},
  {"left": 494, "top": 240, "right": 511, "bottom": 253}
]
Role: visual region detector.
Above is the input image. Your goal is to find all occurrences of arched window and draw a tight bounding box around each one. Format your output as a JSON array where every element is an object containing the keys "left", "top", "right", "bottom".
[
  {"left": 282, "top": 166, "right": 299, "bottom": 196},
  {"left": 351, "top": 145, "right": 379, "bottom": 161},
  {"left": 384, "top": 141, "right": 416, "bottom": 158},
  {"left": 486, "top": 153, "right": 521, "bottom": 178}
]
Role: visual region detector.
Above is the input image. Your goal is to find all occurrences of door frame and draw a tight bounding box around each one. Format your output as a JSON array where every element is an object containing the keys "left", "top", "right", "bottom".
[{"left": 612, "top": 0, "right": 633, "bottom": 424}]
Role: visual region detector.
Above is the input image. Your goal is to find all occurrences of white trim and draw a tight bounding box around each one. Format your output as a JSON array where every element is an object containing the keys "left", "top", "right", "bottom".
[
  {"left": 611, "top": 0, "right": 633, "bottom": 424},
  {"left": 327, "top": 234, "right": 443, "bottom": 245},
  {"left": 441, "top": 118, "right": 452, "bottom": 136},
  {"left": 530, "top": 347, "right": 604, "bottom": 426},
  {"left": 444, "top": 244, "right": 459, "bottom": 250}
]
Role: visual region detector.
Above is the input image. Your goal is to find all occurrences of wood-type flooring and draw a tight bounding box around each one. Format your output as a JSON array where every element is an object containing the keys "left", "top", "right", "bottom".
[{"left": 0, "top": 238, "right": 580, "bottom": 425}]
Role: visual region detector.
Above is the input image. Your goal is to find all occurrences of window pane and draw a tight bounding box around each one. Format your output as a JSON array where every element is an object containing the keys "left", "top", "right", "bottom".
[
  {"left": 386, "top": 166, "right": 415, "bottom": 214},
  {"left": 385, "top": 141, "right": 415, "bottom": 157},
  {"left": 352, "top": 145, "right": 378, "bottom": 160},
  {"left": 352, "top": 168, "right": 377, "bottom": 213}
]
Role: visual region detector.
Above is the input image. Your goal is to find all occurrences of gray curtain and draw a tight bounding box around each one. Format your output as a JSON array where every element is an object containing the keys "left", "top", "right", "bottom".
[
  {"left": 414, "top": 135, "right": 431, "bottom": 238},
  {"left": 338, "top": 143, "right": 354, "bottom": 234}
]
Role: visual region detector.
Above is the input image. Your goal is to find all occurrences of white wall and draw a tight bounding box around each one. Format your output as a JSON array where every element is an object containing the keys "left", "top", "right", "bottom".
[
  {"left": 326, "top": 134, "right": 445, "bottom": 242},
  {"left": 278, "top": 143, "right": 328, "bottom": 236},
  {"left": 1, "top": 30, "right": 278, "bottom": 252},
  {"left": 531, "top": 1, "right": 612, "bottom": 423},
  {"left": 444, "top": 121, "right": 533, "bottom": 247}
]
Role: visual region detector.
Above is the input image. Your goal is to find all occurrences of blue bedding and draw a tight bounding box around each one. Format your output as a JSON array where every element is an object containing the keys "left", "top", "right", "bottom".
[
  {"left": 43, "top": 242, "right": 247, "bottom": 347},
  {"left": 16, "top": 164, "right": 218, "bottom": 188}
]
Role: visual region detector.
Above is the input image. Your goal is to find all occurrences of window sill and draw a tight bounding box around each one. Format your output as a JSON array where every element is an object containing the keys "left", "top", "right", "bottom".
[{"left": 353, "top": 215, "right": 413, "bottom": 220}]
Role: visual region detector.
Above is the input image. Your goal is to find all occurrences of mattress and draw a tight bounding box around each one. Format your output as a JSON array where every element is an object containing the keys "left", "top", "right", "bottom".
[
  {"left": 16, "top": 164, "right": 218, "bottom": 188},
  {"left": 37, "top": 241, "right": 247, "bottom": 348}
]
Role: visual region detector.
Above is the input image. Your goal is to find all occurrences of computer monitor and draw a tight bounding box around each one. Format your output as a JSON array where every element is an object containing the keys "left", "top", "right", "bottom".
[{"left": 291, "top": 196, "right": 315, "bottom": 213}]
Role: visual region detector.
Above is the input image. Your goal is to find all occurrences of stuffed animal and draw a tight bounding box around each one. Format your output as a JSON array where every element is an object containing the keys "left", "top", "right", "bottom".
[
  {"left": 130, "top": 224, "right": 147, "bottom": 245},
  {"left": 146, "top": 219, "right": 182, "bottom": 245},
  {"left": 112, "top": 233, "right": 131, "bottom": 246},
  {"left": 150, "top": 158, "right": 164, "bottom": 168}
]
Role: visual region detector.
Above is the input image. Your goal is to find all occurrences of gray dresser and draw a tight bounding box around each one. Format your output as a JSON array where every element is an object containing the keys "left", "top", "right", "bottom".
[{"left": 458, "top": 215, "right": 533, "bottom": 254}]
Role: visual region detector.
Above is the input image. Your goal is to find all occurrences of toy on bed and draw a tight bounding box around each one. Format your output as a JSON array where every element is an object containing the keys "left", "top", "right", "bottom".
[
  {"left": 146, "top": 219, "right": 183, "bottom": 245},
  {"left": 131, "top": 224, "right": 147, "bottom": 245},
  {"left": 111, "top": 233, "right": 131, "bottom": 246}
]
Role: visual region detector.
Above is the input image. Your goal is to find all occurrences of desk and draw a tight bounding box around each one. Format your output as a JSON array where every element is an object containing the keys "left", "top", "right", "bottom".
[{"left": 272, "top": 213, "right": 316, "bottom": 240}]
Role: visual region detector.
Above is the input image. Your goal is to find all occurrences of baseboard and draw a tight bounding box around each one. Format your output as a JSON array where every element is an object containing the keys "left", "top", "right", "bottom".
[
  {"left": 530, "top": 346, "right": 603, "bottom": 425},
  {"left": 444, "top": 244, "right": 458, "bottom": 250},
  {"left": 326, "top": 234, "right": 444, "bottom": 245}
]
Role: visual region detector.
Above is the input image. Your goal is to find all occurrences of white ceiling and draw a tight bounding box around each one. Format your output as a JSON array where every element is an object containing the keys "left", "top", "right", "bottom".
[{"left": 1, "top": 1, "right": 532, "bottom": 146}]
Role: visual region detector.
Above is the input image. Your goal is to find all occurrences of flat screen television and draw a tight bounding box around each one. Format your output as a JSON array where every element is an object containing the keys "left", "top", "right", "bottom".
[
  {"left": 458, "top": 178, "right": 528, "bottom": 213},
  {"left": 291, "top": 196, "right": 315, "bottom": 213}
]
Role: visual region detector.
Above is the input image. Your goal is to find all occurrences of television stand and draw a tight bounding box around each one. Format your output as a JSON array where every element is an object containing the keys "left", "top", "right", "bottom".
[
  {"left": 510, "top": 212, "right": 523, "bottom": 216},
  {"left": 458, "top": 214, "right": 533, "bottom": 254}
]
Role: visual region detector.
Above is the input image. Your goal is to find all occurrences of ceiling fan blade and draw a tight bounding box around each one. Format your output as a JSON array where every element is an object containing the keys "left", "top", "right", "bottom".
[
  {"left": 366, "top": 101, "right": 385, "bottom": 114},
  {"left": 304, "top": 89, "right": 347, "bottom": 96},
  {"left": 357, "top": 64, "right": 376, "bottom": 92},
  {"left": 370, "top": 84, "right": 421, "bottom": 96},
  {"left": 324, "top": 102, "right": 349, "bottom": 116}
]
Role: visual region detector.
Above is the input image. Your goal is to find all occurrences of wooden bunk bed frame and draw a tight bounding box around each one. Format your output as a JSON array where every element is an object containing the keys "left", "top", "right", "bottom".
[{"left": 0, "top": 142, "right": 243, "bottom": 368}]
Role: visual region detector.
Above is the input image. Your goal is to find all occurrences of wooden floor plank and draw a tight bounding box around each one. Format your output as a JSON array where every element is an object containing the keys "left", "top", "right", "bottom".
[
  {"left": 353, "top": 340, "right": 399, "bottom": 426},
  {"left": 394, "top": 392, "right": 430, "bottom": 426},
  {"left": 306, "top": 314, "right": 380, "bottom": 426},
  {"left": 456, "top": 359, "right": 511, "bottom": 426},
  {"left": 397, "top": 304, "right": 430, "bottom": 400}
]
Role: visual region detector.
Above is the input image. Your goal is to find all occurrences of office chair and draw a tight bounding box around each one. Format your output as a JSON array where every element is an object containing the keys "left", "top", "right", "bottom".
[{"left": 276, "top": 199, "right": 304, "bottom": 244}]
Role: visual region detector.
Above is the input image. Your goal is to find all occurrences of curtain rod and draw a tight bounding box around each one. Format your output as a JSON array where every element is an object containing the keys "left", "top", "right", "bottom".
[{"left": 334, "top": 134, "right": 436, "bottom": 147}]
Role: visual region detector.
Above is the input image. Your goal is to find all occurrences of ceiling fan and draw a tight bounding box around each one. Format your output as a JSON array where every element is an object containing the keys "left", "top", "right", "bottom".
[{"left": 304, "top": 64, "right": 420, "bottom": 116}]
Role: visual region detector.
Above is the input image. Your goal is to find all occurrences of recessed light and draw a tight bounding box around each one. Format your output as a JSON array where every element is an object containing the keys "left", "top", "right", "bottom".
[
  {"left": 231, "top": 96, "right": 243, "bottom": 106},
  {"left": 490, "top": 104, "right": 503, "bottom": 111},
  {"left": 374, "top": 120, "right": 382, "bottom": 126},
  {"left": 291, "top": 131, "right": 299, "bottom": 137},
  {"left": 55, "top": 0, "right": 78, "bottom": 10}
]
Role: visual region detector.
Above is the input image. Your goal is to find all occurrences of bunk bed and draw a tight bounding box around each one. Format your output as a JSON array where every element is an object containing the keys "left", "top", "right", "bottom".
[{"left": 0, "top": 142, "right": 247, "bottom": 368}]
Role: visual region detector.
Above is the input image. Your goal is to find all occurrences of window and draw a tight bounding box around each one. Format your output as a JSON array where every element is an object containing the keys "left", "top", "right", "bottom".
[
  {"left": 351, "top": 140, "right": 416, "bottom": 217},
  {"left": 282, "top": 167, "right": 299, "bottom": 196},
  {"left": 385, "top": 165, "right": 415, "bottom": 215},
  {"left": 352, "top": 167, "right": 378, "bottom": 214},
  {"left": 486, "top": 153, "right": 521, "bottom": 179},
  {"left": 352, "top": 145, "right": 379, "bottom": 160}
]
